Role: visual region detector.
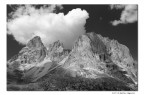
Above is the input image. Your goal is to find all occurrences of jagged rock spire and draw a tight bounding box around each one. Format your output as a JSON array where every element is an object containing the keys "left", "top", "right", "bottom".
[
  {"left": 27, "top": 36, "right": 44, "bottom": 48},
  {"left": 7, "top": 32, "right": 137, "bottom": 86},
  {"left": 63, "top": 32, "right": 137, "bottom": 84}
]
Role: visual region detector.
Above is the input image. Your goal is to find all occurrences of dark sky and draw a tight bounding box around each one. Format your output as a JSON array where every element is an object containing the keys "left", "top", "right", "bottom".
[{"left": 7, "top": 5, "right": 138, "bottom": 60}]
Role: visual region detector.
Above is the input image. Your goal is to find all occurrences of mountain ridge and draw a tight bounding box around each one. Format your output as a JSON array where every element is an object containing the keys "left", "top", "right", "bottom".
[{"left": 7, "top": 32, "right": 138, "bottom": 90}]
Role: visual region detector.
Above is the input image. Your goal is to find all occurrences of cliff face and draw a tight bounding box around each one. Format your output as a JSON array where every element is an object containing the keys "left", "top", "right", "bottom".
[
  {"left": 63, "top": 32, "right": 137, "bottom": 84},
  {"left": 7, "top": 36, "right": 47, "bottom": 71},
  {"left": 7, "top": 36, "right": 68, "bottom": 82},
  {"left": 7, "top": 32, "right": 137, "bottom": 85},
  {"left": 47, "top": 40, "right": 69, "bottom": 63}
]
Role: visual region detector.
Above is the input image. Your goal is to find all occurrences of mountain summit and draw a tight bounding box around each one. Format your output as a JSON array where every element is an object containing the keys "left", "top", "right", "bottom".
[
  {"left": 27, "top": 36, "right": 44, "bottom": 48},
  {"left": 63, "top": 33, "right": 137, "bottom": 84},
  {"left": 7, "top": 32, "right": 138, "bottom": 90}
]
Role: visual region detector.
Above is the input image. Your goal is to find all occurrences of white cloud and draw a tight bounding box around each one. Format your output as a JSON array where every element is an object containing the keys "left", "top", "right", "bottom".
[
  {"left": 7, "top": 5, "right": 89, "bottom": 49},
  {"left": 110, "top": 4, "right": 137, "bottom": 26}
]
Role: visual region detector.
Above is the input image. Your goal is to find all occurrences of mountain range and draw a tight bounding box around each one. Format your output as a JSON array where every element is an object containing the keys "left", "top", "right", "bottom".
[{"left": 7, "top": 32, "right": 138, "bottom": 91}]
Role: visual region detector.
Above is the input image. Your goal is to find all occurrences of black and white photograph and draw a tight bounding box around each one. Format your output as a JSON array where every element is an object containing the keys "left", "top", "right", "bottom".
[
  {"left": 6, "top": 4, "right": 139, "bottom": 92},
  {"left": 6, "top": 4, "right": 138, "bottom": 91}
]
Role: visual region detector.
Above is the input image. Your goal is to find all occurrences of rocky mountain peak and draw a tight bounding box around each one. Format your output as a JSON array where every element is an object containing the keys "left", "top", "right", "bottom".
[
  {"left": 47, "top": 40, "right": 70, "bottom": 63},
  {"left": 86, "top": 32, "right": 107, "bottom": 55},
  {"left": 7, "top": 32, "right": 138, "bottom": 87},
  {"left": 63, "top": 32, "right": 137, "bottom": 85},
  {"left": 72, "top": 32, "right": 107, "bottom": 54},
  {"left": 8, "top": 36, "right": 47, "bottom": 71},
  {"left": 27, "top": 36, "right": 44, "bottom": 48},
  {"left": 70, "top": 32, "right": 110, "bottom": 63},
  {"left": 48, "top": 40, "right": 64, "bottom": 52}
]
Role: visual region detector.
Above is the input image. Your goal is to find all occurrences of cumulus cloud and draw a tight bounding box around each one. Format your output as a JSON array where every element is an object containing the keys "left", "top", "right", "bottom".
[
  {"left": 110, "top": 4, "right": 137, "bottom": 26},
  {"left": 7, "top": 5, "right": 89, "bottom": 49}
]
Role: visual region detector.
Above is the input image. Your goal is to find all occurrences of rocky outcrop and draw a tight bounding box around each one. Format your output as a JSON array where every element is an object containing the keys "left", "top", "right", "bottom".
[
  {"left": 7, "top": 36, "right": 51, "bottom": 82},
  {"left": 47, "top": 40, "right": 69, "bottom": 63},
  {"left": 7, "top": 32, "right": 137, "bottom": 86},
  {"left": 8, "top": 36, "right": 47, "bottom": 71},
  {"left": 97, "top": 34, "right": 137, "bottom": 84},
  {"left": 7, "top": 36, "right": 70, "bottom": 82},
  {"left": 63, "top": 32, "right": 137, "bottom": 85}
]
